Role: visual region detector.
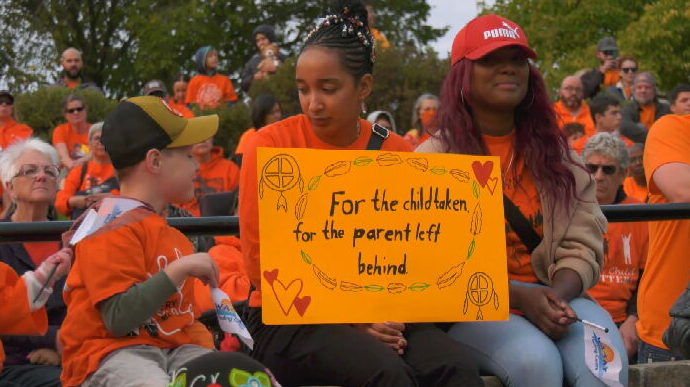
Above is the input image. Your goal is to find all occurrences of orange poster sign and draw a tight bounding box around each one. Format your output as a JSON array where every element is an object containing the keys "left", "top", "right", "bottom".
[{"left": 257, "top": 148, "right": 508, "bottom": 324}]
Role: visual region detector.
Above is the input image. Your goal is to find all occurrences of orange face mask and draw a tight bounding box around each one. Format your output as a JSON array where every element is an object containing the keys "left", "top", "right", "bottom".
[{"left": 420, "top": 109, "right": 437, "bottom": 129}]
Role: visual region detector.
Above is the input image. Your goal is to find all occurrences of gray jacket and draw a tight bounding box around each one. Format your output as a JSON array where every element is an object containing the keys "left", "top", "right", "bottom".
[
  {"left": 621, "top": 99, "right": 671, "bottom": 143},
  {"left": 663, "top": 280, "right": 690, "bottom": 359}
]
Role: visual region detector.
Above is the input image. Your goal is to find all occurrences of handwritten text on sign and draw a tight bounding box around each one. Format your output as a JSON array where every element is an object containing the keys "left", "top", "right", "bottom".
[{"left": 257, "top": 148, "right": 508, "bottom": 324}]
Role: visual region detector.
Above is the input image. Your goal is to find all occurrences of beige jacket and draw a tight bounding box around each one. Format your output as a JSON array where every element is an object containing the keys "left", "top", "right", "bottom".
[{"left": 416, "top": 138, "right": 607, "bottom": 293}]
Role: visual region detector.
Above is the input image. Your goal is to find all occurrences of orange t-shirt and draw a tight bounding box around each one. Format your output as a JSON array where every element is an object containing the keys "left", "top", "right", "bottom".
[
  {"left": 639, "top": 103, "right": 656, "bottom": 129},
  {"left": 571, "top": 132, "right": 634, "bottom": 154},
  {"left": 55, "top": 161, "right": 118, "bottom": 217},
  {"left": 185, "top": 74, "right": 238, "bottom": 108},
  {"left": 240, "top": 115, "right": 412, "bottom": 307},
  {"left": 0, "top": 119, "right": 33, "bottom": 149},
  {"left": 167, "top": 98, "right": 195, "bottom": 119},
  {"left": 604, "top": 70, "right": 620, "bottom": 89},
  {"left": 52, "top": 123, "right": 90, "bottom": 160},
  {"left": 623, "top": 176, "right": 648, "bottom": 203},
  {"left": 587, "top": 196, "right": 648, "bottom": 323},
  {"left": 553, "top": 100, "right": 596, "bottom": 137},
  {"left": 65, "top": 80, "right": 79, "bottom": 89},
  {"left": 178, "top": 147, "right": 239, "bottom": 217},
  {"left": 59, "top": 206, "right": 213, "bottom": 387},
  {"left": 483, "top": 132, "right": 542, "bottom": 284},
  {"left": 637, "top": 114, "right": 690, "bottom": 349},
  {"left": 193, "top": 239, "right": 250, "bottom": 313},
  {"left": 235, "top": 128, "right": 257, "bottom": 156},
  {"left": 0, "top": 262, "right": 48, "bottom": 371}
]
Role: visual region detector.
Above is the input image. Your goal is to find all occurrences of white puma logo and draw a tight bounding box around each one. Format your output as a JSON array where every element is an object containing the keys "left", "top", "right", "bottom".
[
  {"left": 622, "top": 234, "right": 632, "bottom": 265},
  {"left": 502, "top": 21, "right": 520, "bottom": 38},
  {"left": 483, "top": 22, "right": 521, "bottom": 40}
]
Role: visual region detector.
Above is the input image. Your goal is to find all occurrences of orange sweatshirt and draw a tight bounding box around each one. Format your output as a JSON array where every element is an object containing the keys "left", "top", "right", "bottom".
[{"left": 179, "top": 147, "right": 240, "bottom": 217}]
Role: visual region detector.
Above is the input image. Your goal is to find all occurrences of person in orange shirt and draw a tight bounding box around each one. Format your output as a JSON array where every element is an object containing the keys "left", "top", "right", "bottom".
[
  {"left": 623, "top": 143, "right": 647, "bottom": 202},
  {"left": 0, "top": 254, "right": 71, "bottom": 374},
  {"left": 169, "top": 74, "right": 195, "bottom": 119},
  {"left": 581, "top": 37, "right": 620, "bottom": 99},
  {"left": 669, "top": 84, "right": 690, "bottom": 115},
  {"left": 605, "top": 55, "right": 637, "bottom": 102},
  {"left": 571, "top": 93, "right": 633, "bottom": 154},
  {"left": 364, "top": 2, "right": 390, "bottom": 48},
  {"left": 178, "top": 136, "right": 239, "bottom": 217},
  {"left": 563, "top": 122, "right": 585, "bottom": 146},
  {"left": 234, "top": 94, "right": 282, "bottom": 166},
  {"left": 0, "top": 90, "right": 33, "bottom": 150},
  {"left": 142, "top": 78, "right": 195, "bottom": 119},
  {"left": 240, "top": 2, "right": 480, "bottom": 386},
  {"left": 404, "top": 93, "right": 439, "bottom": 147},
  {"left": 637, "top": 114, "right": 690, "bottom": 362},
  {"left": 58, "top": 96, "right": 220, "bottom": 387},
  {"left": 553, "top": 76, "right": 596, "bottom": 136},
  {"left": 582, "top": 133, "right": 648, "bottom": 360},
  {"left": 621, "top": 72, "right": 671, "bottom": 143},
  {"left": 52, "top": 94, "right": 91, "bottom": 170},
  {"left": 49, "top": 48, "right": 101, "bottom": 92},
  {"left": 55, "top": 123, "right": 119, "bottom": 219},
  {"left": 420, "top": 14, "right": 627, "bottom": 386},
  {"left": 186, "top": 46, "right": 238, "bottom": 109}
]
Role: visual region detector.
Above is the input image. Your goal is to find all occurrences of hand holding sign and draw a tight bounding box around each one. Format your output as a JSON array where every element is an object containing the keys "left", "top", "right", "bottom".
[{"left": 257, "top": 148, "right": 509, "bottom": 324}]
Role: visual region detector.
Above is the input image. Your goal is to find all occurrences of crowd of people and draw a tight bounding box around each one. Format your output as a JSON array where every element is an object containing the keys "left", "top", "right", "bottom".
[{"left": 0, "top": 0, "right": 688, "bottom": 386}]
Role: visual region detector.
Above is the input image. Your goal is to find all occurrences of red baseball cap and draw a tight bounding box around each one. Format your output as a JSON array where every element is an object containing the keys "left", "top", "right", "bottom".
[{"left": 451, "top": 15, "right": 536, "bottom": 66}]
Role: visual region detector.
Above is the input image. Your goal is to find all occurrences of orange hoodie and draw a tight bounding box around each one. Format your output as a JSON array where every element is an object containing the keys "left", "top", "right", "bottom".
[
  {"left": 55, "top": 161, "right": 119, "bottom": 217},
  {"left": 185, "top": 74, "right": 238, "bottom": 108},
  {"left": 0, "top": 119, "right": 33, "bottom": 149},
  {"left": 0, "top": 262, "right": 48, "bottom": 372},
  {"left": 179, "top": 147, "right": 240, "bottom": 217},
  {"left": 553, "top": 100, "right": 596, "bottom": 137}
]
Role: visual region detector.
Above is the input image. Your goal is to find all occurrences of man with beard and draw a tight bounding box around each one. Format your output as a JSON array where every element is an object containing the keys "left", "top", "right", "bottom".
[
  {"left": 50, "top": 48, "right": 101, "bottom": 92},
  {"left": 553, "top": 76, "right": 595, "bottom": 137},
  {"left": 621, "top": 72, "right": 671, "bottom": 143}
]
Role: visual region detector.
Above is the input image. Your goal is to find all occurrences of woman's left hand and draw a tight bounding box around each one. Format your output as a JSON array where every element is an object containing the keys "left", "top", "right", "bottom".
[{"left": 353, "top": 322, "right": 407, "bottom": 354}]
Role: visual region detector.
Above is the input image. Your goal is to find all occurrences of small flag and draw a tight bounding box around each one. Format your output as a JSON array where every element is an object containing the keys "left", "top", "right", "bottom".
[
  {"left": 70, "top": 198, "right": 143, "bottom": 245},
  {"left": 211, "top": 287, "right": 254, "bottom": 350},
  {"left": 584, "top": 323, "right": 624, "bottom": 387}
]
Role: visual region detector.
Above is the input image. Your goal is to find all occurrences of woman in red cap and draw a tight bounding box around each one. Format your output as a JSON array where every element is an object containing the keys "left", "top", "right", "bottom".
[{"left": 417, "top": 15, "right": 628, "bottom": 387}]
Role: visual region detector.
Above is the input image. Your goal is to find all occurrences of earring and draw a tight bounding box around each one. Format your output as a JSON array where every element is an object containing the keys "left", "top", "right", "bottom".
[{"left": 361, "top": 101, "right": 367, "bottom": 115}]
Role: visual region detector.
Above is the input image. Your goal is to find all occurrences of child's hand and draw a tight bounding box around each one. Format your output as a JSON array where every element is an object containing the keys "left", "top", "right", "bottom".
[
  {"left": 164, "top": 253, "right": 219, "bottom": 288},
  {"left": 35, "top": 248, "right": 73, "bottom": 286}
]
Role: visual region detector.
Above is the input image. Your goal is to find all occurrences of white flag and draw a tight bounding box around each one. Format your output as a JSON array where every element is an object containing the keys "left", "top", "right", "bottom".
[
  {"left": 584, "top": 323, "right": 624, "bottom": 387},
  {"left": 211, "top": 287, "right": 254, "bottom": 350},
  {"left": 70, "top": 198, "right": 144, "bottom": 246}
]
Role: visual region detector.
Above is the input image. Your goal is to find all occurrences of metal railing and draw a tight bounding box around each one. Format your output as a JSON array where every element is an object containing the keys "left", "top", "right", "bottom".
[{"left": 0, "top": 203, "right": 688, "bottom": 243}]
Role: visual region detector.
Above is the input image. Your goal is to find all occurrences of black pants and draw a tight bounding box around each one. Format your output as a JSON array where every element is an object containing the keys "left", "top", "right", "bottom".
[
  {"left": 246, "top": 307, "right": 482, "bottom": 387},
  {"left": 0, "top": 364, "right": 62, "bottom": 387}
]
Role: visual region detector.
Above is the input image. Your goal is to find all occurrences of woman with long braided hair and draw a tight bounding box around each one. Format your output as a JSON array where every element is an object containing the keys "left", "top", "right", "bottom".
[{"left": 238, "top": 1, "right": 482, "bottom": 386}]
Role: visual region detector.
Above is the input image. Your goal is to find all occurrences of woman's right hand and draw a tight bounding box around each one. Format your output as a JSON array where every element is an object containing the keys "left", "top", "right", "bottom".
[
  {"left": 353, "top": 322, "right": 407, "bottom": 354},
  {"left": 515, "top": 286, "right": 573, "bottom": 340}
]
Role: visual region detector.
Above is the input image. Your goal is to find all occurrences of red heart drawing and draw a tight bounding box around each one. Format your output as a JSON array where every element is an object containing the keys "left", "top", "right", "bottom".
[
  {"left": 270, "top": 277, "right": 304, "bottom": 316},
  {"left": 486, "top": 177, "right": 498, "bottom": 195},
  {"left": 293, "top": 296, "right": 311, "bottom": 317},
  {"left": 472, "top": 161, "right": 494, "bottom": 188},
  {"left": 263, "top": 269, "right": 279, "bottom": 285}
]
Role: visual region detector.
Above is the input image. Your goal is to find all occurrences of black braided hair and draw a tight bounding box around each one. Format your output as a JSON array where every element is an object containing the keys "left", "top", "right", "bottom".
[{"left": 302, "top": 0, "right": 375, "bottom": 80}]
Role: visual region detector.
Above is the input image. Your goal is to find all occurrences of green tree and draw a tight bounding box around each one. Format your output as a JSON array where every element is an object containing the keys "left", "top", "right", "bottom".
[
  {"left": 1, "top": 0, "right": 444, "bottom": 98},
  {"left": 483, "top": 0, "right": 689, "bottom": 94}
]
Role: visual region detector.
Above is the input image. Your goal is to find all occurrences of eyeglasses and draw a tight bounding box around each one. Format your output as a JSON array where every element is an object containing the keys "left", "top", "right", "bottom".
[
  {"left": 586, "top": 164, "right": 617, "bottom": 175},
  {"left": 65, "top": 106, "right": 85, "bottom": 114},
  {"left": 13, "top": 164, "right": 60, "bottom": 180},
  {"left": 621, "top": 67, "right": 637, "bottom": 73}
]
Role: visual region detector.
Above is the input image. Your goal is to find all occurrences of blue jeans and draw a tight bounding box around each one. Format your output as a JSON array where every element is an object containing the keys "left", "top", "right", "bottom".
[
  {"left": 637, "top": 340, "right": 683, "bottom": 363},
  {"left": 448, "top": 282, "right": 628, "bottom": 387}
]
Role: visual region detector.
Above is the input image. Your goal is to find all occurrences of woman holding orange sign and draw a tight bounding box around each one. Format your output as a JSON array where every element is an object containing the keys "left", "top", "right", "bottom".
[{"left": 239, "top": 1, "right": 482, "bottom": 386}]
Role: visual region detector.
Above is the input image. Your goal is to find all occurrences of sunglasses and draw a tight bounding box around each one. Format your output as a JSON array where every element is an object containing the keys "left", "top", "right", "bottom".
[
  {"left": 13, "top": 164, "right": 60, "bottom": 180},
  {"left": 586, "top": 164, "right": 617, "bottom": 175},
  {"left": 66, "top": 106, "right": 85, "bottom": 114},
  {"left": 621, "top": 67, "right": 637, "bottom": 73}
]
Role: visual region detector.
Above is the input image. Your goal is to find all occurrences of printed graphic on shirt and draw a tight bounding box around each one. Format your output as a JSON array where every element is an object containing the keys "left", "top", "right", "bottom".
[{"left": 196, "top": 83, "right": 222, "bottom": 108}]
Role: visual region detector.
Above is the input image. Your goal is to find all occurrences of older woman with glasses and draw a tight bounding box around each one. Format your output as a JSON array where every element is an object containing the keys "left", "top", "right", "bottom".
[
  {"left": 52, "top": 94, "right": 91, "bottom": 170},
  {"left": 0, "top": 138, "right": 71, "bottom": 387},
  {"left": 583, "top": 132, "right": 648, "bottom": 362}
]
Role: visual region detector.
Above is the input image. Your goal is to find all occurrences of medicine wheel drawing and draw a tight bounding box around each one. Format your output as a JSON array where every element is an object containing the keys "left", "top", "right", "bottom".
[
  {"left": 463, "top": 272, "right": 499, "bottom": 320},
  {"left": 260, "top": 153, "right": 304, "bottom": 211}
]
